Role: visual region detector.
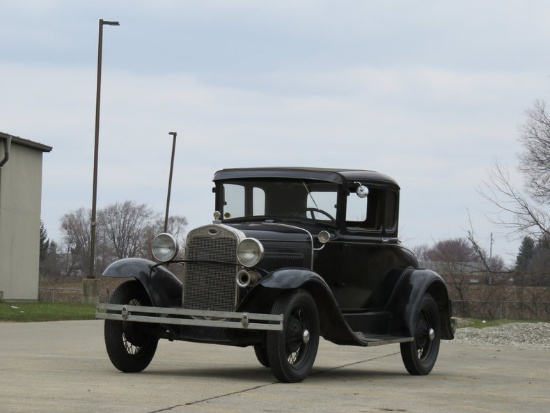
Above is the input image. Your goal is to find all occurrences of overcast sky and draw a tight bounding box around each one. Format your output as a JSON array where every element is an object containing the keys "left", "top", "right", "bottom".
[{"left": 2, "top": 1, "right": 549, "bottom": 265}]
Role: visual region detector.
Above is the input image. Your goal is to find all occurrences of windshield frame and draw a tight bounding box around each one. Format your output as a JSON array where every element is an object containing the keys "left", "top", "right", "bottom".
[{"left": 215, "top": 178, "right": 341, "bottom": 227}]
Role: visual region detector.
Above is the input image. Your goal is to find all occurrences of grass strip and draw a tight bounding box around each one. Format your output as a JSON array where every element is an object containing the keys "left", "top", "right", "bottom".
[{"left": 0, "top": 301, "right": 96, "bottom": 322}]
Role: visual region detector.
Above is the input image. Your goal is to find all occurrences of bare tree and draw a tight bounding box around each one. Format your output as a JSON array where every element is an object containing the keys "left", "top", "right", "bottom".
[
  {"left": 479, "top": 100, "right": 550, "bottom": 289},
  {"left": 416, "top": 238, "right": 481, "bottom": 313},
  {"left": 60, "top": 207, "right": 91, "bottom": 275},
  {"left": 518, "top": 100, "right": 550, "bottom": 204},
  {"left": 480, "top": 100, "right": 550, "bottom": 241},
  {"left": 424, "top": 238, "right": 478, "bottom": 264},
  {"left": 98, "top": 201, "right": 159, "bottom": 259},
  {"left": 481, "top": 162, "right": 550, "bottom": 240},
  {"left": 411, "top": 244, "right": 431, "bottom": 261},
  {"left": 161, "top": 215, "right": 188, "bottom": 241},
  {"left": 142, "top": 215, "right": 188, "bottom": 259},
  {"left": 59, "top": 202, "right": 188, "bottom": 276}
]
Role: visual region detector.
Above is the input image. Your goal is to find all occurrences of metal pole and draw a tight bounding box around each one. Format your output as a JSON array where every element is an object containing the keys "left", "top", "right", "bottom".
[
  {"left": 89, "top": 19, "right": 119, "bottom": 278},
  {"left": 164, "top": 132, "right": 177, "bottom": 233}
]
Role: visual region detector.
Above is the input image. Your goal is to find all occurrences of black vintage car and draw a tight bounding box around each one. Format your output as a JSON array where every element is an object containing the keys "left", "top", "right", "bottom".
[{"left": 96, "top": 167, "right": 454, "bottom": 382}]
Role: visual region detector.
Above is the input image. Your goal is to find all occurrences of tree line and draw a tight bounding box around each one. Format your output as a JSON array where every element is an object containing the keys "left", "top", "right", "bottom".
[
  {"left": 423, "top": 99, "right": 550, "bottom": 281},
  {"left": 479, "top": 99, "right": 550, "bottom": 286},
  {"left": 413, "top": 99, "right": 550, "bottom": 320},
  {"left": 39, "top": 99, "right": 550, "bottom": 296},
  {"left": 39, "top": 200, "right": 187, "bottom": 278}
]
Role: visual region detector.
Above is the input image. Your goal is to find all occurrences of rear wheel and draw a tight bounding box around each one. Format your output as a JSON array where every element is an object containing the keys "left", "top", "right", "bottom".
[
  {"left": 266, "top": 289, "right": 319, "bottom": 383},
  {"left": 400, "top": 293, "right": 441, "bottom": 375},
  {"left": 104, "top": 280, "right": 159, "bottom": 373}
]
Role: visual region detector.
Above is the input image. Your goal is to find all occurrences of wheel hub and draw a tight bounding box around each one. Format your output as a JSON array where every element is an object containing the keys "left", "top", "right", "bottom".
[
  {"left": 286, "top": 317, "right": 311, "bottom": 353},
  {"left": 428, "top": 328, "right": 435, "bottom": 341}
]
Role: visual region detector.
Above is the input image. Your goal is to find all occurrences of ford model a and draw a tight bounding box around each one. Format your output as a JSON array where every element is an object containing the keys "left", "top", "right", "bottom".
[{"left": 96, "top": 167, "right": 454, "bottom": 382}]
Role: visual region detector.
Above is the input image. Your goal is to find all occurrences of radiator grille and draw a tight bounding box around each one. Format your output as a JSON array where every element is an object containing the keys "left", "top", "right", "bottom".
[{"left": 183, "top": 226, "right": 239, "bottom": 311}]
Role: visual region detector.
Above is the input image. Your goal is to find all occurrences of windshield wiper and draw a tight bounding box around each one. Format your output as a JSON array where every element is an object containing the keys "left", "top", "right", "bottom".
[{"left": 302, "top": 181, "right": 319, "bottom": 209}]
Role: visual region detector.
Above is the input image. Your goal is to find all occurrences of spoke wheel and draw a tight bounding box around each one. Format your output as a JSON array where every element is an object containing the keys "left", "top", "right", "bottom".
[
  {"left": 400, "top": 293, "right": 441, "bottom": 375},
  {"left": 104, "top": 280, "right": 159, "bottom": 373},
  {"left": 267, "top": 289, "right": 319, "bottom": 383}
]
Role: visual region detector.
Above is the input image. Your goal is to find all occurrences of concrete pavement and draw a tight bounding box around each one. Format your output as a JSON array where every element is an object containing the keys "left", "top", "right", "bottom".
[{"left": 1, "top": 320, "right": 549, "bottom": 413}]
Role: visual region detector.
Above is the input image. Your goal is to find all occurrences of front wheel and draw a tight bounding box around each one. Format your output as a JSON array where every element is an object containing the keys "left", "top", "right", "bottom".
[
  {"left": 104, "top": 280, "right": 159, "bottom": 373},
  {"left": 253, "top": 343, "right": 270, "bottom": 368},
  {"left": 266, "top": 289, "right": 320, "bottom": 383},
  {"left": 400, "top": 293, "right": 441, "bottom": 375}
]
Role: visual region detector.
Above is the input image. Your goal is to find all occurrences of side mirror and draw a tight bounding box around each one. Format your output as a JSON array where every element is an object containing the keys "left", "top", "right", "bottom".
[{"left": 355, "top": 182, "right": 369, "bottom": 199}]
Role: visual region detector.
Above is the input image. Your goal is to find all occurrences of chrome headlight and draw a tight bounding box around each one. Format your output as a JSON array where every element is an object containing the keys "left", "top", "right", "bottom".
[
  {"left": 152, "top": 233, "right": 179, "bottom": 262},
  {"left": 236, "top": 238, "right": 264, "bottom": 267}
]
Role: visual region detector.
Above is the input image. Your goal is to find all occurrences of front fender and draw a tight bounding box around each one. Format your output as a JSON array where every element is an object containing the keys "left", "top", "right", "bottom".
[
  {"left": 260, "top": 268, "right": 327, "bottom": 290},
  {"left": 102, "top": 258, "right": 182, "bottom": 308},
  {"left": 388, "top": 268, "right": 454, "bottom": 340},
  {"left": 250, "top": 268, "right": 366, "bottom": 345}
]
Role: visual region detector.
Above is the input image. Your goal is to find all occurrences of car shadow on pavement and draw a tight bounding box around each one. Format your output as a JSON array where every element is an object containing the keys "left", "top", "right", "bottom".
[{"left": 128, "top": 364, "right": 410, "bottom": 384}]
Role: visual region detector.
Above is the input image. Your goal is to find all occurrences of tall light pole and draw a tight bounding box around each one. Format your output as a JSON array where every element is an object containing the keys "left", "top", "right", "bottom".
[
  {"left": 89, "top": 19, "right": 119, "bottom": 278},
  {"left": 164, "top": 132, "right": 178, "bottom": 233}
]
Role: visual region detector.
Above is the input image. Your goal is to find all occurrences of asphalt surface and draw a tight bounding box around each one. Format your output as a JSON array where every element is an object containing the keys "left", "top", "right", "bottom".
[{"left": 1, "top": 320, "right": 549, "bottom": 413}]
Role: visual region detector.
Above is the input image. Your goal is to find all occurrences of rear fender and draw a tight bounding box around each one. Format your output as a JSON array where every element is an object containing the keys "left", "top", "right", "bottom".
[
  {"left": 102, "top": 258, "right": 182, "bottom": 308},
  {"left": 388, "top": 268, "right": 454, "bottom": 340}
]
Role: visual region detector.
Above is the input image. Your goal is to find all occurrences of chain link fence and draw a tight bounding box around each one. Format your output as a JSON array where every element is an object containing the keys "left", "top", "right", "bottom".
[
  {"left": 39, "top": 287, "right": 81, "bottom": 302},
  {"left": 38, "top": 280, "right": 121, "bottom": 303},
  {"left": 38, "top": 280, "right": 550, "bottom": 322}
]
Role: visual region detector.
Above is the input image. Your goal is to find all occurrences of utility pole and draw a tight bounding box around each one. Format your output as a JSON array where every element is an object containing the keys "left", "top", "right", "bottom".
[
  {"left": 89, "top": 19, "right": 119, "bottom": 279},
  {"left": 164, "top": 132, "right": 177, "bottom": 233},
  {"left": 489, "top": 233, "right": 494, "bottom": 264}
]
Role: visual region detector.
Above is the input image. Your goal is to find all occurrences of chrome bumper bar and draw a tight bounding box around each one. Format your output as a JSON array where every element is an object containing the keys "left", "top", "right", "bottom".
[{"left": 96, "top": 303, "right": 283, "bottom": 332}]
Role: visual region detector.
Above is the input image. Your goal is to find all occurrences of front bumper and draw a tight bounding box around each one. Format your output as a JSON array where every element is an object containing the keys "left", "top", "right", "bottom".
[{"left": 96, "top": 303, "right": 283, "bottom": 332}]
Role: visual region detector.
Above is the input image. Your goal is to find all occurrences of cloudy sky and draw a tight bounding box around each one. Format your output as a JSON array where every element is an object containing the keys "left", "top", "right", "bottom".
[{"left": 2, "top": 1, "right": 549, "bottom": 265}]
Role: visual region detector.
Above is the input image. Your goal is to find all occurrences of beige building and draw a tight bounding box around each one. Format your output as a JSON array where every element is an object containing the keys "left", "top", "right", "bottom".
[{"left": 0, "top": 132, "right": 52, "bottom": 300}]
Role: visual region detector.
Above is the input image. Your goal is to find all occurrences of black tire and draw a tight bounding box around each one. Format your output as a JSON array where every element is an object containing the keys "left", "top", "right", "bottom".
[
  {"left": 253, "top": 343, "right": 270, "bottom": 368},
  {"left": 104, "top": 280, "right": 159, "bottom": 373},
  {"left": 400, "top": 293, "right": 441, "bottom": 375},
  {"left": 266, "top": 289, "right": 320, "bottom": 383}
]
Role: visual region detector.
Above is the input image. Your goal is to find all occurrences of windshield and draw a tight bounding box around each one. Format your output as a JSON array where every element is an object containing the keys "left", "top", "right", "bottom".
[{"left": 220, "top": 179, "right": 338, "bottom": 224}]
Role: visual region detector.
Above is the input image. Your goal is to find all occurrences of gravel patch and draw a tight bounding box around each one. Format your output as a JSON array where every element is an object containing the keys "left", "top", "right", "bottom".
[{"left": 452, "top": 322, "right": 550, "bottom": 349}]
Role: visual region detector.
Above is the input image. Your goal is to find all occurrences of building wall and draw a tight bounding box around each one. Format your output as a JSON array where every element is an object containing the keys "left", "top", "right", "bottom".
[{"left": 0, "top": 138, "right": 48, "bottom": 300}]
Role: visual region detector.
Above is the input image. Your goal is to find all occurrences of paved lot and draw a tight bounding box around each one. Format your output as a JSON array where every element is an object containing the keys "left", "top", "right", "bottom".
[{"left": 1, "top": 320, "right": 549, "bottom": 413}]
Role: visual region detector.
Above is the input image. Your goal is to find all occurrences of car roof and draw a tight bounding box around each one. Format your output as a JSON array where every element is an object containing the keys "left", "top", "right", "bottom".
[{"left": 213, "top": 167, "right": 400, "bottom": 189}]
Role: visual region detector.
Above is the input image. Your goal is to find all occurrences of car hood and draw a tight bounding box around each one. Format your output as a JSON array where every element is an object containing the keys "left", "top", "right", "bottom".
[
  {"left": 228, "top": 222, "right": 315, "bottom": 271},
  {"left": 227, "top": 221, "right": 314, "bottom": 243}
]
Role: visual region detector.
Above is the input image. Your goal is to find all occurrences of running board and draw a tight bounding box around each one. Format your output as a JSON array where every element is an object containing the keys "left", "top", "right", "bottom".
[{"left": 354, "top": 331, "right": 413, "bottom": 346}]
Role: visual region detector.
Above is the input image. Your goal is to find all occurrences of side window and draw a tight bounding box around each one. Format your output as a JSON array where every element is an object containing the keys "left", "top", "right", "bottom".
[
  {"left": 346, "top": 187, "right": 382, "bottom": 230},
  {"left": 252, "top": 187, "right": 266, "bottom": 216},
  {"left": 223, "top": 184, "right": 244, "bottom": 218},
  {"left": 223, "top": 184, "right": 266, "bottom": 218},
  {"left": 346, "top": 193, "right": 367, "bottom": 222}
]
